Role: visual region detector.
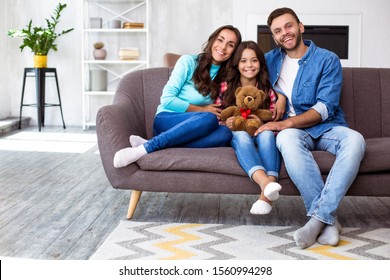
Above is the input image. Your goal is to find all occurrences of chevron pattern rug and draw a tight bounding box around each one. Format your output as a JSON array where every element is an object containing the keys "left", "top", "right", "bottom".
[{"left": 90, "top": 221, "right": 390, "bottom": 260}]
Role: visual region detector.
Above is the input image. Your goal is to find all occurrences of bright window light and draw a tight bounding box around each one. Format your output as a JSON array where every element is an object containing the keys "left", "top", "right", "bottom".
[{"left": 0, "top": 131, "right": 98, "bottom": 154}]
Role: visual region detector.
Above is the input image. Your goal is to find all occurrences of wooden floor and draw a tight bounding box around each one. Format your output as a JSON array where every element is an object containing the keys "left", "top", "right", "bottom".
[{"left": 0, "top": 126, "right": 389, "bottom": 260}]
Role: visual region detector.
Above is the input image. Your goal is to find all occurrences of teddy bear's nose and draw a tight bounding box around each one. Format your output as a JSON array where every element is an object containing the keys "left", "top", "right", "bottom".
[{"left": 244, "top": 96, "right": 255, "bottom": 105}]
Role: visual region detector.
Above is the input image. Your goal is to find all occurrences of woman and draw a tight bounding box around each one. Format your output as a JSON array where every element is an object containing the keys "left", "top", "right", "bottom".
[
  {"left": 113, "top": 25, "right": 242, "bottom": 168},
  {"left": 222, "top": 41, "right": 286, "bottom": 215}
]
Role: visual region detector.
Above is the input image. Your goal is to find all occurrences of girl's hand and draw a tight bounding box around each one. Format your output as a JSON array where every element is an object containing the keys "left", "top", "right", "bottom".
[
  {"left": 225, "top": 116, "right": 235, "bottom": 129},
  {"left": 248, "top": 114, "right": 260, "bottom": 121}
]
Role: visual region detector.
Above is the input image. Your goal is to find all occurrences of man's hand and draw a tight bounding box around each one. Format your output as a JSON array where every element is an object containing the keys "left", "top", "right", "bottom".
[
  {"left": 273, "top": 94, "right": 286, "bottom": 120},
  {"left": 254, "top": 121, "right": 286, "bottom": 136},
  {"left": 254, "top": 109, "right": 322, "bottom": 136}
]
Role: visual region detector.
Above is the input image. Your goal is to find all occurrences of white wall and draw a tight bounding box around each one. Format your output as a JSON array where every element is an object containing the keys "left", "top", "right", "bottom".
[
  {"left": 2, "top": 0, "right": 390, "bottom": 126},
  {"left": 0, "top": 0, "right": 9, "bottom": 119},
  {"left": 232, "top": 0, "right": 390, "bottom": 68},
  {"left": 150, "top": 0, "right": 234, "bottom": 65}
]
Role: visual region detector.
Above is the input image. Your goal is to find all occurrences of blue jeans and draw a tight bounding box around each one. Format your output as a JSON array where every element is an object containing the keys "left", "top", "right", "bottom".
[
  {"left": 276, "top": 126, "right": 366, "bottom": 225},
  {"left": 231, "top": 131, "right": 281, "bottom": 180},
  {"left": 144, "top": 111, "right": 232, "bottom": 153}
]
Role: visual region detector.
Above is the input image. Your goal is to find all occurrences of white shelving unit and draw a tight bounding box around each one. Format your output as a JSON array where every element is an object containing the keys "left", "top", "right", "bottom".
[{"left": 82, "top": 0, "right": 149, "bottom": 129}]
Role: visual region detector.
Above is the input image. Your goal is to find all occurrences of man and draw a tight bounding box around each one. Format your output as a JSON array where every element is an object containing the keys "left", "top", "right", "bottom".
[{"left": 255, "top": 7, "right": 366, "bottom": 249}]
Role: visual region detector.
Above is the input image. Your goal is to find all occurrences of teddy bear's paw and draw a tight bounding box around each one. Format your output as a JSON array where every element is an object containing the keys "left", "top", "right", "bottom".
[
  {"left": 260, "top": 110, "right": 273, "bottom": 122},
  {"left": 247, "top": 119, "right": 260, "bottom": 126},
  {"left": 233, "top": 117, "right": 247, "bottom": 131},
  {"left": 246, "top": 126, "right": 257, "bottom": 136},
  {"left": 246, "top": 120, "right": 260, "bottom": 136}
]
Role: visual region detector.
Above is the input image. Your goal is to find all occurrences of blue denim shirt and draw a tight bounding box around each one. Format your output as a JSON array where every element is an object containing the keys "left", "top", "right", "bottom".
[{"left": 265, "top": 40, "right": 348, "bottom": 139}]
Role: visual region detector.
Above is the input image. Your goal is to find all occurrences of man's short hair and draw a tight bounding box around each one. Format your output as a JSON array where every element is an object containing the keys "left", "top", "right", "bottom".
[{"left": 267, "top": 7, "right": 300, "bottom": 26}]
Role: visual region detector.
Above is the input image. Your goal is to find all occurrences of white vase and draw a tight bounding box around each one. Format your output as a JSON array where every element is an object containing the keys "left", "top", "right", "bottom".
[
  {"left": 90, "top": 17, "right": 102, "bottom": 29},
  {"left": 108, "top": 19, "right": 121, "bottom": 28},
  {"left": 89, "top": 70, "right": 107, "bottom": 91}
]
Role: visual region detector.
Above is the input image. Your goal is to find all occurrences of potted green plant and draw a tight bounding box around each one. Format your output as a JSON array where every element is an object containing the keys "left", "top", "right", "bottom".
[{"left": 7, "top": 2, "right": 74, "bottom": 68}]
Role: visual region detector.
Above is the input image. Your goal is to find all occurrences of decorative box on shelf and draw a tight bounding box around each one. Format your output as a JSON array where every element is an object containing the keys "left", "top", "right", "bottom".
[
  {"left": 118, "top": 47, "right": 140, "bottom": 60},
  {"left": 123, "top": 22, "right": 144, "bottom": 29}
]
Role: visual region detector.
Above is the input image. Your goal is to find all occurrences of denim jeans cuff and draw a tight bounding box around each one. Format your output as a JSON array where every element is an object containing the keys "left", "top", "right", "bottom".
[
  {"left": 266, "top": 171, "right": 279, "bottom": 180},
  {"left": 248, "top": 166, "right": 265, "bottom": 180},
  {"left": 143, "top": 142, "right": 152, "bottom": 154}
]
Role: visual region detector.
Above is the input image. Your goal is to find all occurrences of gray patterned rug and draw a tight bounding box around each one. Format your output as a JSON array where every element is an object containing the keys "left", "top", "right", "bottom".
[{"left": 90, "top": 221, "right": 390, "bottom": 260}]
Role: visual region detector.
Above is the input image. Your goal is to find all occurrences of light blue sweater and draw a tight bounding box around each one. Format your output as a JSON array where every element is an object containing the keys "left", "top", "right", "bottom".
[{"left": 156, "top": 54, "right": 221, "bottom": 114}]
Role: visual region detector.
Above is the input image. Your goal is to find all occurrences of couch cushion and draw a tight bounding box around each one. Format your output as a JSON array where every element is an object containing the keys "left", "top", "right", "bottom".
[
  {"left": 136, "top": 137, "right": 390, "bottom": 178},
  {"left": 359, "top": 137, "right": 390, "bottom": 173},
  {"left": 137, "top": 147, "right": 335, "bottom": 179},
  {"left": 137, "top": 147, "right": 248, "bottom": 176},
  {"left": 341, "top": 68, "right": 390, "bottom": 138},
  {"left": 137, "top": 147, "right": 337, "bottom": 179}
]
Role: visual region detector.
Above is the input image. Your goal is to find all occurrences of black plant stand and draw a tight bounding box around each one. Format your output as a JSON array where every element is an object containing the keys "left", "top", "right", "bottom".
[{"left": 19, "top": 67, "right": 66, "bottom": 131}]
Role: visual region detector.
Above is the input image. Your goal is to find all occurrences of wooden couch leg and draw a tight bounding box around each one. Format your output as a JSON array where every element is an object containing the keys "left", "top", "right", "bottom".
[{"left": 127, "top": 190, "right": 142, "bottom": 219}]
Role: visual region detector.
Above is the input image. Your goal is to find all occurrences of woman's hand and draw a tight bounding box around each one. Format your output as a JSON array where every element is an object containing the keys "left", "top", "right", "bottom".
[
  {"left": 203, "top": 103, "right": 222, "bottom": 118},
  {"left": 187, "top": 103, "right": 222, "bottom": 118}
]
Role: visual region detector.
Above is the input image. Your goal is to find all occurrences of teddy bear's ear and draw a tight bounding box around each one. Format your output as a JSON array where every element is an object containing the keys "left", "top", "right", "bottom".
[
  {"left": 235, "top": 87, "right": 242, "bottom": 96},
  {"left": 258, "top": 89, "right": 266, "bottom": 101}
]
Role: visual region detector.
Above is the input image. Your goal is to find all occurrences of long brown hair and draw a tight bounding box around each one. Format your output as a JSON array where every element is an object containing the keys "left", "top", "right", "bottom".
[
  {"left": 223, "top": 41, "right": 272, "bottom": 109},
  {"left": 192, "top": 25, "right": 242, "bottom": 99}
]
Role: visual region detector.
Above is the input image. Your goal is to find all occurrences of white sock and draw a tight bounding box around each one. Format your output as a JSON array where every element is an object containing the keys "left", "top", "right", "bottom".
[
  {"left": 113, "top": 145, "right": 147, "bottom": 168},
  {"left": 264, "top": 182, "right": 282, "bottom": 201},
  {"left": 317, "top": 219, "right": 342, "bottom": 246},
  {"left": 130, "top": 135, "right": 148, "bottom": 147},
  {"left": 250, "top": 200, "right": 272, "bottom": 215},
  {"left": 294, "top": 217, "right": 324, "bottom": 249}
]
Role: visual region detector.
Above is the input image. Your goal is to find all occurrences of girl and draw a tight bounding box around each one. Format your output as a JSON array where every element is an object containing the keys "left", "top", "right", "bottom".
[
  {"left": 222, "top": 41, "right": 286, "bottom": 215},
  {"left": 113, "top": 25, "right": 242, "bottom": 168}
]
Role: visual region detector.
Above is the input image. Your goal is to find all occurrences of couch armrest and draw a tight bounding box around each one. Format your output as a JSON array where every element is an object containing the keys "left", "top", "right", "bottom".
[{"left": 96, "top": 102, "right": 144, "bottom": 189}]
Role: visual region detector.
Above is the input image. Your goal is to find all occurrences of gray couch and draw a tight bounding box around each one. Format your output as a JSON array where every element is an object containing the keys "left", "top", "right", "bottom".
[{"left": 96, "top": 67, "right": 390, "bottom": 219}]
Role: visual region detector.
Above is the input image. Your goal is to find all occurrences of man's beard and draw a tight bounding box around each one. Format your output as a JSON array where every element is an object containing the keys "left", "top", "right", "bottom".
[{"left": 277, "top": 31, "right": 302, "bottom": 51}]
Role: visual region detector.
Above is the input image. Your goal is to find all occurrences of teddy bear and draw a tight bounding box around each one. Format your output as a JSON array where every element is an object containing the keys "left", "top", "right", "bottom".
[{"left": 220, "top": 86, "right": 273, "bottom": 136}]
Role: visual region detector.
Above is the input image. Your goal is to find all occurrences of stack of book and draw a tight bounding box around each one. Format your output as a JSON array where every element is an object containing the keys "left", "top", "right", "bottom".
[
  {"left": 123, "top": 22, "right": 144, "bottom": 29},
  {"left": 118, "top": 47, "right": 140, "bottom": 60}
]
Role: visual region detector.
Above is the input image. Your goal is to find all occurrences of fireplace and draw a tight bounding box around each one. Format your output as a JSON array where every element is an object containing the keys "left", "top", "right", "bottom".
[{"left": 257, "top": 25, "right": 349, "bottom": 59}]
